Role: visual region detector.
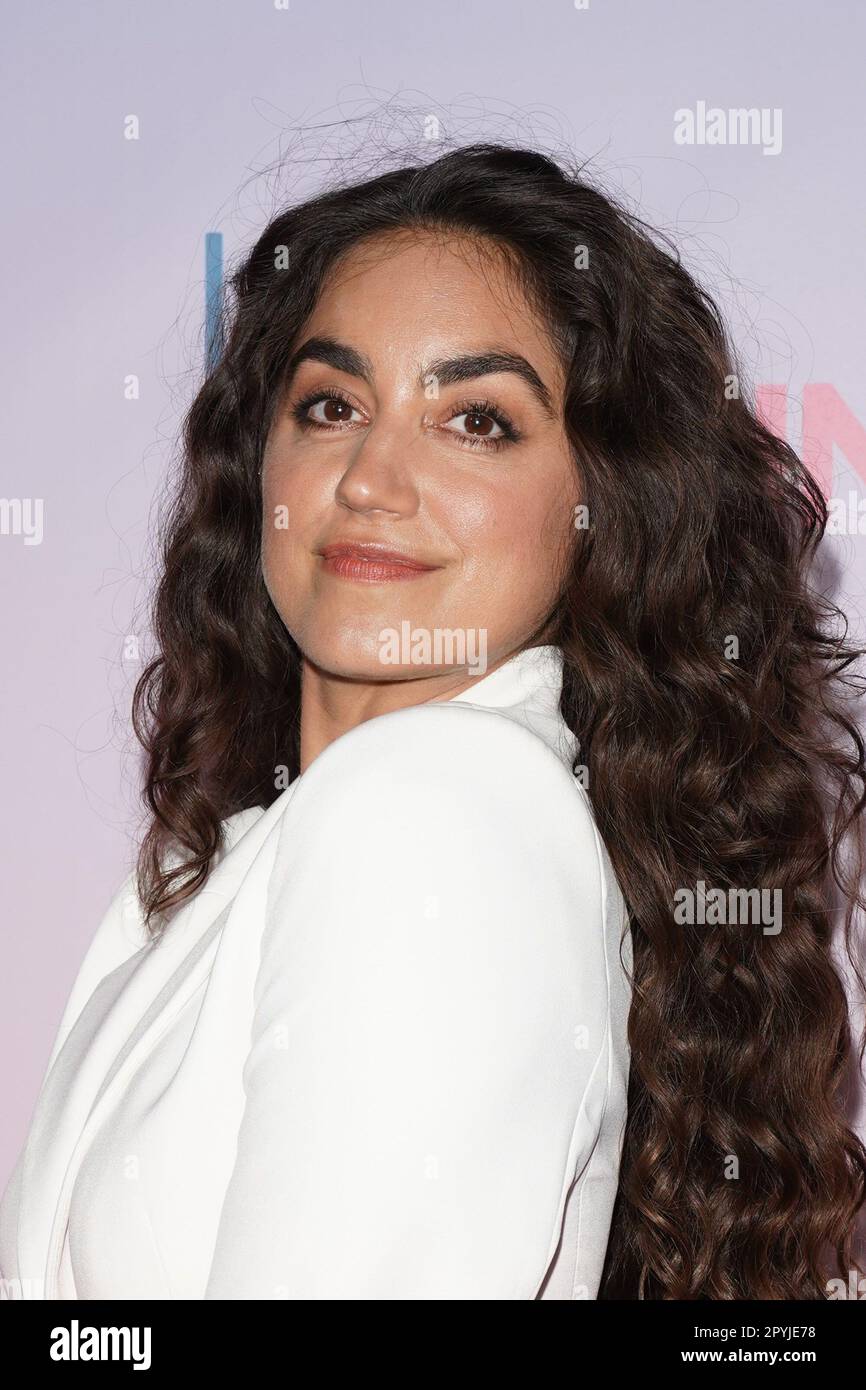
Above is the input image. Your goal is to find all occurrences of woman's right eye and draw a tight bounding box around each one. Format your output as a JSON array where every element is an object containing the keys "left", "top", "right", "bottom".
[{"left": 292, "top": 392, "right": 366, "bottom": 430}]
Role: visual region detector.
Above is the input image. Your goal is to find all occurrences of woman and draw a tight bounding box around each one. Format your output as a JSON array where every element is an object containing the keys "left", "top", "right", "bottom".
[{"left": 2, "top": 143, "right": 864, "bottom": 1300}]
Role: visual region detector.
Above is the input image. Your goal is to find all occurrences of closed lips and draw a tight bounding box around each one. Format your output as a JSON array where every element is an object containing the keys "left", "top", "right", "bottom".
[
  {"left": 317, "top": 543, "right": 441, "bottom": 580},
  {"left": 318, "top": 539, "right": 439, "bottom": 567}
]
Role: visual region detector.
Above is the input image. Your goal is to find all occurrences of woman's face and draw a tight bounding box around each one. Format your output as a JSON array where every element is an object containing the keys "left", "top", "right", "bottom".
[{"left": 261, "top": 229, "right": 580, "bottom": 682}]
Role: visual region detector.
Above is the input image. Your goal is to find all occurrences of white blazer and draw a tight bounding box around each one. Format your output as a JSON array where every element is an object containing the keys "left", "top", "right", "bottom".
[{"left": 0, "top": 643, "right": 632, "bottom": 1300}]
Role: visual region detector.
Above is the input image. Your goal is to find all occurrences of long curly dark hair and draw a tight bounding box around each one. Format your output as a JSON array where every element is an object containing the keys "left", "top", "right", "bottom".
[{"left": 132, "top": 141, "right": 866, "bottom": 1299}]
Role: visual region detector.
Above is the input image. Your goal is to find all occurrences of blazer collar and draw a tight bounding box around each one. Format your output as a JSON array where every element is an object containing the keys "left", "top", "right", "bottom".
[
  {"left": 441, "top": 642, "right": 565, "bottom": 712},
  {"left": 438, "top": 643, "right": 575, "bottom": 767}
]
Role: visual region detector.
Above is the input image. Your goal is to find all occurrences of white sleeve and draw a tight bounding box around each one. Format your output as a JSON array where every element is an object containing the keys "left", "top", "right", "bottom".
[{"left": 204, "top": 703, "right": 614, "bottom": 1300}]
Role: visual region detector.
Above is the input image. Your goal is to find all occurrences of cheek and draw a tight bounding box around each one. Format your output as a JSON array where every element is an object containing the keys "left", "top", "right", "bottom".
[
  {"left": 451, "top": 472, "right": 576, "bottom": 596},
  {"left": 262, "top": 448, "right": 309, "bottom": 534},
  {"left": 260, "top": 458, "right": 317, "bottom": 628},
  {"left": 261, "top": 450, "right": 329, "bottom": 571}
]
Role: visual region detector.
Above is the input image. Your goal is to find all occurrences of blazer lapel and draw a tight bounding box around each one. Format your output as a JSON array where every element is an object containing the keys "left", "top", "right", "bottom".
[{"left": 15, "top": 781, "right": 300, "bottom": 1297}]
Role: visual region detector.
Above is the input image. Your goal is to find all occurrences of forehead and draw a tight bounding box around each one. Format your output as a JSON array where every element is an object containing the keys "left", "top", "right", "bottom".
[{"left": 302, "top": 228, "right": 563, "bottom": 388}]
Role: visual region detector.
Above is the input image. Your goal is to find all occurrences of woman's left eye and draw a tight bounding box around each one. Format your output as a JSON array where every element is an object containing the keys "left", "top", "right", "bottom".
[
  {"left": 441, "top": 403, "right": 519, "bottom": 450},
  {"left": 447, "top": 410, "right": 503, "bottom": 440}
]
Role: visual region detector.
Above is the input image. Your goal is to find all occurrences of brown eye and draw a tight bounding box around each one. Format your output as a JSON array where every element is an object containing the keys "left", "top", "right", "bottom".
[
  {"left": 446, "top": 409, "right": 505, "bottom": 442},
  {"left": 310, "top": 397, "right": 360, "bottom": 425},
  {"left": 462, "top": 410, "right": 499, "bottom": 438},
  {"left": 441, "top": 400, "right": 518, "bottom": 449},
  {"left": 319, "top": 400, "right": 354, "bottom": 419},
  {"left": 291, "top": 391, "right": 366, "bottom": 431}
]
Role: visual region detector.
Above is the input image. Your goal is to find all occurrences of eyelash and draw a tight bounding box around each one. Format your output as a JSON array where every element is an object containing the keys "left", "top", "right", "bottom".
[{"left": 289, "top": 387, "right": 521, "bottom": 453}]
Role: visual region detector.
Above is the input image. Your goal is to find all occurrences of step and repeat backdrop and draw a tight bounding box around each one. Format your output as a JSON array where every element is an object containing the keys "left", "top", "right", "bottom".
[{"left": 2, "top": 0, "right": 864, "bottom": 1194}]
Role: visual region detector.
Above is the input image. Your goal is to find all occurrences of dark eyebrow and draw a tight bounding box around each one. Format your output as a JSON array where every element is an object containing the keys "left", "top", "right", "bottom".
[
  {"left": 284, "top": 336, "right": 374, "bottom": 389},
  {"left": 283, "top": 335, "right": 556, "bottom": 416},
  {"left": 422, "top": 350, "right": 554, "bottom": 416}
]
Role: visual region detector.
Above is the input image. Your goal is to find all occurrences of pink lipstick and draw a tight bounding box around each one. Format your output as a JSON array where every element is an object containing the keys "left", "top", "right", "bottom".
[{"left": 318, "top": 542, "right": 440, "bottom": 583}]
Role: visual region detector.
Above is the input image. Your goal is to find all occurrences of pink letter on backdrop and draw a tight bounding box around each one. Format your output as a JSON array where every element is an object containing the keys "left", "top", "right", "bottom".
[
  {"left": 756, "top": 384, "right": 866, "bottom": 500},
  {"left": 802, "top": 385, "right": 866, "bottom": 499}
]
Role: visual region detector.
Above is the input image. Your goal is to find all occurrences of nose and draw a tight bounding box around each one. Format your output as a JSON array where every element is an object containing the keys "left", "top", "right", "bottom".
[{"left": 333, "top": 418, "right": 421, "bottom": 519}]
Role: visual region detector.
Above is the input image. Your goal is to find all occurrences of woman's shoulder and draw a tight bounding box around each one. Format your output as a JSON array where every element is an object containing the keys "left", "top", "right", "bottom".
[
  {"left": 298, "top": 697, "right": 586, "bottom": 803},
  {"left": 273, "top": 699, "right": 612, "bottom": 921},
  {"left": 74, "top": 702, "right": 615, "bottom": 987},
  {"left": 255, "top": 700, "right": 630, "bottom": 1082}
]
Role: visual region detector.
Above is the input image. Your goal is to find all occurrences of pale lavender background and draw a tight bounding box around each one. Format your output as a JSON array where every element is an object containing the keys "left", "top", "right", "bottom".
[{"left": 2, "top": 0, "right": 865, "bottom": 1195}]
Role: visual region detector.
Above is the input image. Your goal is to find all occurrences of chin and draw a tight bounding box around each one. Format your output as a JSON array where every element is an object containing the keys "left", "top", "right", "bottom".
[{"left": 294, "top": 625, "right": 425, "bottom": 683}]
